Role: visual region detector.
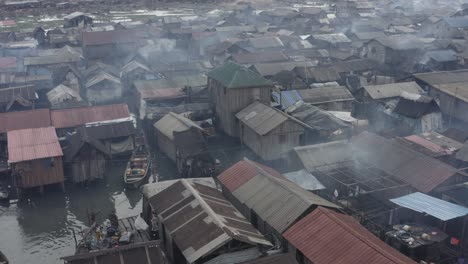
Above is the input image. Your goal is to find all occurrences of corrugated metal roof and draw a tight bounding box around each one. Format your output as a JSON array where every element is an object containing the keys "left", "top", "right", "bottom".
[
  {"left": 207, "top": 62, "right": 272, "bottom": 89},
  {"left": 0, "top": 85, "right": 36, "bottom": 104},
  {"left": 283, "top": 207, "right": 415, "bottom": 264},
  {"left": 283, "top": 169, "right": 326, "bottom": 191},
  {"left": 47, "top": 84, "right": 82, "bottom": 105},
  {"left": 0, "top": 108, "right": 51, "bottom": 133},
  {"left": 62, "top": 240, "right": 168, "bottom": 264},
  {"left": 352, "top": 132, "right": 462, "bottom": 193},
  {"left": 143, "top": 178, "right": 216, "bottom": 200},
  {"left": 153, "top": 112, "right": 203, "bottom": 140},
  {"left": 82, "top": 29, "right": 145, "bottom": 46},
  {"left": 294, "top": 141, "right": 352, "bottom": 172},
  {"left": 203, "top": 247, "right": 260, "bottom": 264},
  {"left": 235, "top": 102, "right": 289, "bottom": 135},
  {"left": 231, "top": 51, "right": 288, "bottom": 64},
  {"left": 414, "top": 69, "right": 468, "bottom": 85},
  {"left": 310, "top": 33, "right": 351, "bottom": 43},
  {"left": 271, "top": 90, "right": 303, "bottom": 110},
  {"left": 8, "top": 126, "right": 63, "bottom": 163},
  {"left": 362, "top": 82, "right": 424, "bottom": 100},
  {"left": 137, "top": 87, "right": 185, "bottom": 100},
  {"left": 151, "top": 179, "right": 271, "bottom": 264},
  {"left": 217, "top": 159, "right": 283, "bottom": 192},
  {"left": 390, "top": 192, "right": 468, "bottom": 221},
  {"left": 297, "top": 86, "right": 354, "bottom": 104},
  {"left": 443, "top": 16, "right": 468, "bottom": 28},
  {"left": 51, "top": 104, "right": 130, "bottom": 129},
  {"left": 218, "top": 159, "right": 339, "bottom": 233},
  {"left": 401, "top": 132, "right": 463, "bottom": 157},
  {"left": 240, "top": 254, "right": 299, "bottom": 264},
  {"left": 252, "top": 61, "right": 315, "bottom": 77},
  {"left": 248, "top": 37, "right": 284, "bottom": 49}
]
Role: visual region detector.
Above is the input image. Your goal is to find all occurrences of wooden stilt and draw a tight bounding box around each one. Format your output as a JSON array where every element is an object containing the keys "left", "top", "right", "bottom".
[
  {"left": 39, "top": 185, "right": 44, "bottom": 195},
  {"left": 60, "top": 182, "right": 66, "bottom": 192}
]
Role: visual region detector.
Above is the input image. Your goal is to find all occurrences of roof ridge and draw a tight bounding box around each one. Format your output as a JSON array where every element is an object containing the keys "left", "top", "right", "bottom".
[
  {"left": 317, "top": 207, "right": 409, "bottom": 263},
  {"left": 181, "top": 179, "right": 238, "bottom": 240},
  {"left": 243, "top": 158, "right": 336, "bottom": 207}
]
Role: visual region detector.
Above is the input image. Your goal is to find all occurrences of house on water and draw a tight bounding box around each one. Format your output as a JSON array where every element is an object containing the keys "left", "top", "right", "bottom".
[
  {"left": 8, "top": 127, "right": 64, "bottom": 194},
  {"left": 207, "top": 62, "right": 273, "bottom": 137}
]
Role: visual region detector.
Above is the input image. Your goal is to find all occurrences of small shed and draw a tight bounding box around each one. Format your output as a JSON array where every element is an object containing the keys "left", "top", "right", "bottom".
[
  {"left": 8, "top": 127, "right": 64, "bottom": 193},
  {"left": 153, "top": 112, "right": 204, "bottom": 163},
  {"left": 47, "top": 84, "right": 82, "bottom": 107},
  {"left": 236, "top": 102, "right": 306, "bottom": 161},
  {"left": 0, "top": 85, "right": 37, "bottom": 112},
  {"left": 63, "top": 12, "right": 93, "bottom": 28},
  {"left": 297, "top": 86, "right": 355, "bottom": 111},
  {"left": 85, "top": 72, "right": 122, "bottom": 104},
  {"left": 63, "top": 127, "right": 110, "bottom": 183},
  {"left": 149, "top": 179, "right": 272, "bottom": 264}
]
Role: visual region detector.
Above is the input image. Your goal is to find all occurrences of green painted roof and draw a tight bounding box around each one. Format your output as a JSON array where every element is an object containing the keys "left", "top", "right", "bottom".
[{"left": 207, "top": 62, "right": 272, "bottom": 89}]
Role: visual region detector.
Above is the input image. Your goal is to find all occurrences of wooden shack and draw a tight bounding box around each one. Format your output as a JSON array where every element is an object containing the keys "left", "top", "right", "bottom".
[
  {"left": 153, "top": 112, "right": 204, "bottom": 163},
  {"left": 63, "top": 127, "right": 110, "bottom": 183},
  {"left": 236, "top": 102, "right": 306, "bottom": 161},
  {"left": 8, "top": 127, "right": 64, "bottom": 194},
  {"left": 63, "top": 12, "right": 93, "bottom": 28},
  {"left": 207, "top": 62, "right": 273, "bottom": 137}
]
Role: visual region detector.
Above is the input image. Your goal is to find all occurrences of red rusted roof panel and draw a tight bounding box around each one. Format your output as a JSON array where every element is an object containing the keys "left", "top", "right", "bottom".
[
  {"left": 217, "top": 159, "right": 283, "bottom": 192},
  {"left": 0, "top": 109, "right": 51, "bottom": 133},
  {"left": 51, "top": 104, "right": 130, "bottom": 129},
  {"left": 8, "top": 126, "right": 63, "bottom": 163},
  {"left": 283, "top": 207, "right": 415, "bottom": 264}
]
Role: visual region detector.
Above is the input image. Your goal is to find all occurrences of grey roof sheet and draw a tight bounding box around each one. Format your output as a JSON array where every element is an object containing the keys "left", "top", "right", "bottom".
[
  {"left": 390, "top": 192, "right": 468, "bottom": 221},
  {"left": 151, "top": 179, "right": 271, "bottom": 263},
  {"left": 283, "top": 169, "right": 326, "bottom": 191},
  {"left": 203, "top": 248, "right": 260, "bottom": 264},
  {"left": 248, "top": 37, "right": 284, "bottom": 49},
  {"left": 362, "top": 82, "right": 424, "bottom": 100},
  {"left": 236, "top": 102, "right": 289, "bottom": 135},
  {"left": 298, "top": 86, "right": 354, "bottom": 104},
  {"left": 414, "top": 69, "right": 468, "bottom": 85},
  {"left": 142, "top": 178, "right": 216, "bottom": 200},
  {"left": 294, "top": 141, "right": 352, "bottom": 172},
  {"left": 0, "top": 85, "right": 36, "bottom": 103},
  {"left": 153, "top": 112, "right": 203, "bottom": 140},
  {"left": 311, "top": 33, "right": 351, "bottom": 43},
  {"left": 232, "top": 170, "right": 339, "bottom": 234},
  {"left": 207, "top": 62, "right": 272, "bottom": 89}
]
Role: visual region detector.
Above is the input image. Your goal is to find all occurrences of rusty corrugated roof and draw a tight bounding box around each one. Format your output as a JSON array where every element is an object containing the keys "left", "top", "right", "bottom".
[
  {"left": 8, "top": 126, "right": 63, "bottom": 163},
  {"left": 150, "top": 179, "right": 271, "bottom": 264},
  {"left": 283, "top": 207, "right": 415, "bottom": 264},
  {"left": 0, "top": 108, "right": 51, "bottom": 133},
  {"left": 218, "top": 159, "right": 339, "bottom": 233},
  {"left": 217, "top": 159, "right": 283, "bottom": 192},
  {"left": 51, "top": 104, "right": 130, "bottom": 129}
]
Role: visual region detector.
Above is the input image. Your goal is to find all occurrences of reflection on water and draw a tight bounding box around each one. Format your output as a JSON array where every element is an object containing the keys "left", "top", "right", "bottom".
[{"left": 0, "top": 151, "right": 178, "bottom": 264}]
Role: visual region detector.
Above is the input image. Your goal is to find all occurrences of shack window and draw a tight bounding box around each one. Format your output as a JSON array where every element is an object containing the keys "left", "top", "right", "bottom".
[
  {"left": 279, "top": 134, "right": 286, "bottom": 144},
  {"left": 371, "top": 47, "right": 377, "bottom": 54},
  {"left": 223, "top": 86, "right": 227, "bottom": 95},
  {"left": 296, "top": 250, "right": 305, "bottom": 264}
]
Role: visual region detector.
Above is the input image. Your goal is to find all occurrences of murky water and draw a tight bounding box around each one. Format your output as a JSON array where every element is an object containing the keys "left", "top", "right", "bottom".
[
  {"left": 0, "top": 150, "right": 178, "bottom": 264},
  {"left": 0, "top": 132, "right": 265, "bottom": 264}
]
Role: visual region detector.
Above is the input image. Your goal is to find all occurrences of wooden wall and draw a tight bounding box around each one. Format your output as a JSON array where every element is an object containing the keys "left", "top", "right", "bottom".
[
  {"left": 240, "top": 120, "right": 305, "bottom": 161},
  {"left": 209, "top": 78, "right": 272, "bottom": 137},
  {"left": 155, "top": 130, "right": 176, "bottom": 162},
  {"left": 69, "top": 145, "right": 106, "bottom": 183},
  {"left": 14, "top": 157, "right": 64, "bottom": 189}
]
